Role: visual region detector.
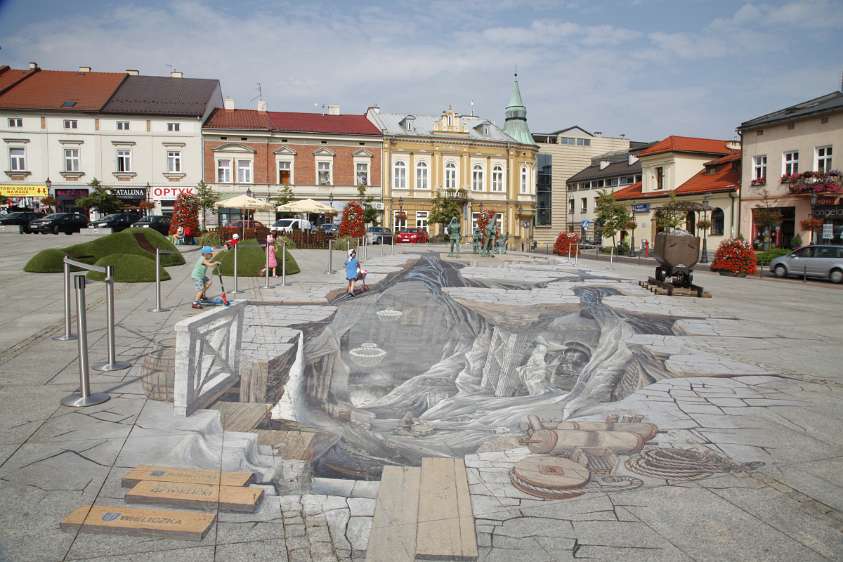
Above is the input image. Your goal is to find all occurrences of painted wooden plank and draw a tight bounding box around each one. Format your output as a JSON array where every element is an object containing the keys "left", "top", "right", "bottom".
[
  {"left": 121, "top": 465, "right": 254, "bottom": 488},
  {"left": 257, "top": 429, "right": 316, "bottom": 460},
  {"left": 125, "top": 480, "right": 263, "bottom": 513},
  {"left": 211, "top": 402, "right": 272, "bottom": 432},
  {"left": 366, "top": 466, "right": 420, "bottom": 562},
  {"left": 61, "top": 505, "right": 215, "bottom": 541},
  {"left": 416, "top": 457, "right": 478, "bottom": 561}
]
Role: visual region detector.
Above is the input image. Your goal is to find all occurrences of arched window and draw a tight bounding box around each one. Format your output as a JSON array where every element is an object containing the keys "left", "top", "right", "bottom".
[
  {"left": 393, "top": 161, "right": 406, "bottom": 189},
  {"left": 445, "top": 161, "right": 457, "bottom": 189},
  {"left": 416, "top": 161, "right": 429, "bottom": 189},
  {"left": 472, "top": 164, "right": 484, "bottom": 192},
  {"left": 711, "top": 208, "right": 725, "bottom": 235},
  {"left": 520, "top": 166, "right": 528, "bottom": 193},
  {"left": 492, "top": 165, "right": 504, "bottom": 192}
]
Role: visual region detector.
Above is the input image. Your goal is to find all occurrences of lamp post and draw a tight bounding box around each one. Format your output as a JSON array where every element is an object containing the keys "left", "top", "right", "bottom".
[
  {"left": 700, "top": 193, "right": 711, "bottom": 264},
  {"left": 810, "top": 192, "right": 818, "bottom": 244},
  {"left": 45, "top": 177, "right": 52, "bottom": 212},
  {"left": 329, "top": 192, "right": 334, "bottom": 208}
]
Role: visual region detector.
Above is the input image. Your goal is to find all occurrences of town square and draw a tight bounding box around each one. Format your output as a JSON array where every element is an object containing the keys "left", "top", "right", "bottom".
[{"left": 0, "top": 1, "right": 843, "bottom": 561}]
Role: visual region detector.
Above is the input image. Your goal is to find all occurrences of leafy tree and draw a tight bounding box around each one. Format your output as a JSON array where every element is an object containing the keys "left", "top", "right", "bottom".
[
  {"left": 654, "top": 193, "right": 693, "bottom": 230},
  {"left": 76, "top": 178, "right": 122, "bottom": 214},
  {"left": 595, "top": 190, "right": 631, "bottom": 247},
  {"left": 356, "top": 184, "right": 379, "bottom": 226},
  {"left": 195, "top": 180, "right": 218, "bottom": 229},
  {"left": 271, "top": 184, "right": 295, "bottom": 208},
  {"left": 40, "top": 195, "right": 57, "bottom": 212},
  {"left": 429, "top": 193, "right": 463, "bottom": 233}
]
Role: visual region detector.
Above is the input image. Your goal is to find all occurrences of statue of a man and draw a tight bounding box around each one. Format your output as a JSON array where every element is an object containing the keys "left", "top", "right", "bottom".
[
  {"left": 447, "top": 217, "right": 461, "bottom": 256},
  {"left": 472, "top": 228, "right": 482, "bottom": 254},
  {"left": 485, "top": 220, "right": 497, "bottom": 256}
]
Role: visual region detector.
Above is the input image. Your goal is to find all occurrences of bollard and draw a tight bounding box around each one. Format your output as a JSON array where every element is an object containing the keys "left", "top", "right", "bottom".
[
  {"left": 62, "top": 276, "right": 110, "bottom": 407},
  {"left": 327, "top": 239, "right": 334, "bottom": 274},
  {"left": 391, "top": 232, "right": 395, "bottom": 255},
  {"left": 148, "top": 248, "right": 168, "bottom": 313},
  {"left": 231, "top": 242, "right": 241, "bottom": 294},
  {"left": 567, "top": 245, "right": 572, "bottom": 263},
  {"left": 264, "top": 240, "right": 271, "bottom": 289},
  {"left": 95, "top": 266, "right": 130, "bottom": 371},
  {"left": 610, "top": 246, "right": 615, "bottom": 267},
  {"left": 52, "top": 260, "right": 77, "bottom": 341},
  {"left": 575, "top": 244, "right": 579, "bottom": 266},
  {"left": 281, "top": 239, "right": 287, "bottom": 287}
]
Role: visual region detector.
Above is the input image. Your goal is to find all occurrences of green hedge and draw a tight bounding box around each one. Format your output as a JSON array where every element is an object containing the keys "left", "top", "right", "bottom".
[
  {"left": 23, "top": 248, "right": 69, "bottom": 273},
  {"left": 87, "top": 254, "right": 171, "bottom": 283},
  {"left": 215, "top": 239, "right": 300, "bottom": 277},
  {"left": 756, "top": 248, "right": 791, "bottom": 266}
]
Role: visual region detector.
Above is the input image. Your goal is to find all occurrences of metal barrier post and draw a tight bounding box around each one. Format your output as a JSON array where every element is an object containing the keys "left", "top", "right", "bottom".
[
  {"left": 281, "top": 239, "right": 287, "bottom": 287},
  {"left": 327, "top": 239, "right": 334, "bottom": 274},
  {"left": 264, "top": 240, "right": 271, "bottom": 289},
  {"left": 62, "top": 276, "right": 110, "bottom": 407},
  {"left": 610, "top": 246, "right": 615, "bottom": 267},
  {"left": 391, "top": 231, "right": 395, "bottom": 255},
  {"left": 52, "top": 260, "right": 76, "bottom": 341},
  {"left": 575, "top": 244, "right": 579, "bottom": 266},
  {"left": 567, "top": 245, "right": 572, "bottom": 263},
  {"left": 231, "top": 242, "right": 241, "bottom": 294},
  {"left": 148, "top": 248, "right": 168, "bottom": 313},
  {"left": 95, "top": 266, "right": 130, "bottom": 372}
]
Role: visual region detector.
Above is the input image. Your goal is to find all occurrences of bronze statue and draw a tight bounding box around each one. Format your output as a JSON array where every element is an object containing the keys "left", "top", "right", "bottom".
[
  {"left": 447, "top": 217, "right": 461, "bottom": 256},
  {"left": 472, "top": 228, "right": 482, "bottom": 254},
  {"left": 484, "top": 220, "right": 497, "bottom": 256}
]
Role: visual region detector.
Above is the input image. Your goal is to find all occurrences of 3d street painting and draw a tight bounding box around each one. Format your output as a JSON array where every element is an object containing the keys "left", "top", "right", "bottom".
[{"left": 268, "top": 255, "right": 764, "bottom": 496}]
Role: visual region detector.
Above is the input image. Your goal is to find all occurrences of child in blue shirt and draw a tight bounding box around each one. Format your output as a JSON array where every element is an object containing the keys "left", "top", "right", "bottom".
[{"left": 344, "top": 249, "right": 368, "bottom": 297}]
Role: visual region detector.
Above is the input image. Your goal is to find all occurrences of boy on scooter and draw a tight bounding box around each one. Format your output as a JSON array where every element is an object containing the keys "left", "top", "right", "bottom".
[{"left": 192, "top": 246, "right": 219, "bottom": 309}]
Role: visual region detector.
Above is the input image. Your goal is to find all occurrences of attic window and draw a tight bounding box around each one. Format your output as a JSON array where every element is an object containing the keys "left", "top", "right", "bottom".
[{"left": 62, "top": 101, "right": 77, "bottom": 108}]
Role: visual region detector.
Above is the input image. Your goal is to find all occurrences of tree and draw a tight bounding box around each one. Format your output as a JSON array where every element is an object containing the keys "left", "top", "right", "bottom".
[
  {"left": 429, "top": 193, "right": 463, "bottom": 233},
  {"left": 76, "top": 178, "right": 122, "bottom": 214},
  {"left": 356, "top": 184, "right": 379, "bottom": 226},
  {"left": 339, "top": 200, "right": 365, "bottom": 238},
  {"left": 654, "top": 193, "right": 693, "bottom": 231},
  {"left": 40, "top": 195, "right": 57, "bottom": 212},
  {"left": 595, "top": 190, "right": 631, "bottom": 247},
  {"left": 195, "top": 180, "right": 218, "bottom": 229},
  {"left": 271, "top": 184, "right": 295, "bottom": 208},
  {"left": 169, "top": 192, "right": 200, "bottom": 236}
]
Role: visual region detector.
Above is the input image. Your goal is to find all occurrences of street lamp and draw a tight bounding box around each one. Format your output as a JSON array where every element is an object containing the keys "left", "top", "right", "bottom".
[
  {"left": 700, "top": 193, "right": 711, "bottom": 264},
  {"left": 44, "top": 177, "right": 52, "bottom": 212},
  {"left": 810, "top": 192, "right": 818, "bottom": 244},
  {"left": 329, "top": 192, "right": 334, "bottom": 208}
]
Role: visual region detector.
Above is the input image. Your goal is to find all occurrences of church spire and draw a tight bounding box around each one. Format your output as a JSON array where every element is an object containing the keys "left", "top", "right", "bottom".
[{"left": 503, "top": 73, "right": 536, "bottom": 145}]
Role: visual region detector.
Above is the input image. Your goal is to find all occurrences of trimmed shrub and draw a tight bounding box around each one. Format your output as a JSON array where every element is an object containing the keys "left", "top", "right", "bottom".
[
  {"left": 198, "top": 231, "right": 222, "bottom": 248},
  {"left": 790, "top": 234, "right": 802, "bottom": 248},
  {"left": 756, "top": 248, "right": 791, "bottom": 266},
  {"left": 278, "top": 235, "right": 297, "bottom": 250},
  {"left": 215, "top": 239, "right": 300, "bottom": 276},
  {"left": 711, "top": 238, "right": 757, "bottom": 275},
  {"left": 87, "top": 254, "right": 171, "bottom": 283},
  {"left": 24, "top": 248, "right": 69, "bottom": 273},
  {"left": 333, "top": 236, "right": 356, "bottom": 251},
  {"left": 65, "top": 228, "right": 184, "bottom": 267}
]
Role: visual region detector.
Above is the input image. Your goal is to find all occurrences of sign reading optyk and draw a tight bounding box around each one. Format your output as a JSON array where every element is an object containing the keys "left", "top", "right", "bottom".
[{"left": 150, "top": 186, "right": 197, "bottom": 200}]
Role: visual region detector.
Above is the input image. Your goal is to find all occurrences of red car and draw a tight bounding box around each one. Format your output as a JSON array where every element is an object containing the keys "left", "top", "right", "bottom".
[{"left": 396, "top": 227, "right": 429, "bottom": 244}]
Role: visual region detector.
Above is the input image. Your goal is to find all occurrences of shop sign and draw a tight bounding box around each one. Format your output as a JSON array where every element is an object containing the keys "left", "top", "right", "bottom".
[
  {"left": 822, "top": 224, "right": 834, "bottom": 240},
  {"left": 0, "top": 184, "right": 48, "bottom": 197},
  {"left": 149, "top": 186, "right": 196, "bottom": 201},
  {"left": 813, "top": 205, "right": 843, "bottom": 218},
  {"left": 54, "top": 188, "right": 88, "bottom": 199},
  {"left": 632, "top": 204, "right": 650, "bottom": 213},
  {"left": 110, "top": 187, "right": 147, "bottom": 201}
]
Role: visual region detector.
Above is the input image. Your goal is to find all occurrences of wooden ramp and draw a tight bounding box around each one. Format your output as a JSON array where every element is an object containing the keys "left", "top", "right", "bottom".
[
  {"left": 61, "top": 505, "right": 215, "bottom": 541},
  {"left": 126, "top": 480, "right": 263, "bottom": 513},
  {"left": 366, "top": 458, "right": 477, "bottom": 562},
  {"left": 121, "top": 465, "right": 254, "bottom": 488}
]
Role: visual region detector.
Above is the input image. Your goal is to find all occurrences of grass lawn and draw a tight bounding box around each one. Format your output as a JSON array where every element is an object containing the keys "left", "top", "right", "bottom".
[{"left": 87, "top": 254, "right": 171, "bottom": 283}]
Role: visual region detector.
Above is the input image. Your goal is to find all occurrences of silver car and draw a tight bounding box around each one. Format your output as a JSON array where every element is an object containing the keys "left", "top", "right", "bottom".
[{"left": 769, "top": 245, "right": 843, "bottom": 283}]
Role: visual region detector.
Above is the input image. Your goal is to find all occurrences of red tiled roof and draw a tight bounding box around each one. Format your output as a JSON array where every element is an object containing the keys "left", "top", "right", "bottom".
[
  {"left": 0, "top": 66, "right": 33, "bottom": 94},
  {"left": 204, "top": 108, "right": 380, "bottom": 136},
  {"left": 0, "top": 69, "right": 126, "bottom": 111},
  {"left": 614, "top": 181, "right": 670, "bottom": 201},
  {"left": 639, "top": 135, "right": 733, "bottom": 157},
  {"left": 705, "top": 151, "right": 741, "bottom": 166},
  {"left": 675, "top": 160, "right": 740, "bottom": 195}
]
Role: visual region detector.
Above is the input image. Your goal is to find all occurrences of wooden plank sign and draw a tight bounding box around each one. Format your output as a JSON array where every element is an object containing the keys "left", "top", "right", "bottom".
[
  {"left": 125, "top": 480, "right": 263, "bottom": 513},
  {"left": 366, "top": 465, "right": 421, "bottom": 562},
  {"left": 416, "top": 457, "right": 478, "bottom": 561},
  {"left": 61, "top": 505, "right": 215, "bottom": 541},
  {"left": 121, "top": 465, "right": 254, "bottom": 488}
]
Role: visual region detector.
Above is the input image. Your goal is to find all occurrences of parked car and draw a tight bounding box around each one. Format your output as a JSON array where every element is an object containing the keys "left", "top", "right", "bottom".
[
  {"left": 220, "top": 219, "right": 270, "bottom": 241},
  {"left": 320, "top": 223, "right": 339, "bottom": 238},
  {"left": 132, "top": 215, "right": 171, "bottom": 236},
  {"left": 270, "top": 218, "right": 313, "bottom": 234},
  {"left": 366, "top": 226, "right": 393, "bottom": 245},
  {"left": 88, "top": 212, "right": 142, "bottom": 232},
  {"left": 0, "top": 211, "right": 40, "bottom": 233},
  {"left": 769, "top": 245, "right": 843, "bottom": 284},
  {"left": 29, "top": 212, "right": 89, "bottom": 235},
  {"left": 396, "top": 227, "right": 429, "bottom": 244}
]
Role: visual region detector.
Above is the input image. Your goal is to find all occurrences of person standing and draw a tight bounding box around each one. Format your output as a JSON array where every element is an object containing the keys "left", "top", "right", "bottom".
[{"left": 260, "top": 234, "right": 278, "bottom": 277}]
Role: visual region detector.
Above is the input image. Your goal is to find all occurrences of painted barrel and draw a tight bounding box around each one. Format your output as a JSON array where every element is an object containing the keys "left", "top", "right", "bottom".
[
  {"left": 526, "top": 429, "right": 645, "bottom": 455},
  {"left": 509, "top": 455, "right": 590, "bottom": 500},
  {"left": 554, "top": 421, "right": 658, "bottom": 442}
]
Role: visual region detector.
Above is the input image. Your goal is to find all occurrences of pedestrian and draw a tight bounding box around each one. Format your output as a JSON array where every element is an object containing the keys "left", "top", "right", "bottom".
[
  {"left": 345, "top": 248, "right": 370, "bottom": 296},
  {"left": 191, "top": 246, "right": 219, "bottom": 309},
  {"left": 259, "top": 234, "right": 278, "bottom": 277}
]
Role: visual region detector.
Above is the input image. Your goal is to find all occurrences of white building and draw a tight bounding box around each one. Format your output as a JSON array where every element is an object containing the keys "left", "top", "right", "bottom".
[{"left": 0, "top": 63, "right": 221, "bottom": 214}]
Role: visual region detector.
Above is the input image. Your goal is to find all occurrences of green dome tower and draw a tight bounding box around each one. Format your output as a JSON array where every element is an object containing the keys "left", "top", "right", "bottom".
[{"left": 503, "top": 73, "right": 537, "bottom": 146}]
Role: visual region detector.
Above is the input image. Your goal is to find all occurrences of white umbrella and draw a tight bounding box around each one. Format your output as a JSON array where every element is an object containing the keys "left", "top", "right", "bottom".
[
  {"left": 214, "top": 194, "right": 275, "bottom": 239},
  {"left": 276, "top": 198, "right": 337, "bottom": 215}
]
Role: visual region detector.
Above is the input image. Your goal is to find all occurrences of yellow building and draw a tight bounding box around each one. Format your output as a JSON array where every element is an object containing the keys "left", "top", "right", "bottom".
[{"left": 366, "top": 76, "right": 538, "bottom": 247}]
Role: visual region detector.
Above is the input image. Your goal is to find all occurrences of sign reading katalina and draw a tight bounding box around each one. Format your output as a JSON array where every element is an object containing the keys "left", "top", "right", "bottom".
[
  {"left": 0, "top": 184, "right": 48, "bottom": 197},
  {"left": 109, "top": 187, "right": 147, "bottom": 201}
]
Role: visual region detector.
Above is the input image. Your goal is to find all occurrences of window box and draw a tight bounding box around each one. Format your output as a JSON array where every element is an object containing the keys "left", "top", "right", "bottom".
[{"left": 750, "top": 178, "right": 766, "bottom": 186}]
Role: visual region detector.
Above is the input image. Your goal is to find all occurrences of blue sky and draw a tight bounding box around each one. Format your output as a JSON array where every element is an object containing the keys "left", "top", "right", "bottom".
[{"left": 1, "top": 0, "right": 841, "bottom": 141}]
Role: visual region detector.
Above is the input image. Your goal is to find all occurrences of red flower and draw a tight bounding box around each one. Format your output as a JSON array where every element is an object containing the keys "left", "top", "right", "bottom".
[
  {"left": 553, "top": 231, "right": 581, "bottom": 256},
  {"left": 711, "top": 238, "right": 757, "bottom": 275},
  {"left": 339, "top": 200, "right": 366, "bottom": 238}
]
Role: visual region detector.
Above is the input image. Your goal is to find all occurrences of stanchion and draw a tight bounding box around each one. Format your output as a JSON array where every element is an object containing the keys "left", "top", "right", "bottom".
[
  {"left": 391, "top": 232, "right": 395, "bottom": 255},
  {"left": 52, "top": 260, "right": 77, "bottom": 341},
  {"left": 327, "top": 239, "right": 334, "bottom": 274},
  {"left": 95, "top": 265, "right": 130, "bottom": 372},
  {"left": 62, "top": 276, "right": 110, "bottom": 407},
  {"left": 610, "top": 246, "right": 615, "bottom": 267},
  {"left": 148, "top": 248, "right": 168, "bottom": 313},
  {"left": 231, "top": 242, "right": 241, "bottom": 294},
  {"left": 567, "top": 245, "right": 571, "bottom": 263},
  {"left": 575, "top": 244, "right": 579, "bottom": 266},
  {"left": 281, "top": 239, "right": 287, "bottom": 287},
  {"left": 264, "top": 240, "right": 271, "bottom": 289}
]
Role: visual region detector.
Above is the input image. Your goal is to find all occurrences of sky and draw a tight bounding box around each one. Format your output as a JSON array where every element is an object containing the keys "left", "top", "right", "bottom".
[{"left": 0, "top": 0, "right": 841, "bottom": 142}]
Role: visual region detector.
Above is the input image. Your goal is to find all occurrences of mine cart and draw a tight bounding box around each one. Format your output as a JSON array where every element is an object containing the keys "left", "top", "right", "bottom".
[{"left": 648, "top": 230, "right": 705, "bottom": 297}]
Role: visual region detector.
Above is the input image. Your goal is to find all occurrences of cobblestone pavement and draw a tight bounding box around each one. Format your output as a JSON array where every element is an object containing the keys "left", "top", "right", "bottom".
[{"left": 0, "top": 234, "right": 842, "bottom": 561}]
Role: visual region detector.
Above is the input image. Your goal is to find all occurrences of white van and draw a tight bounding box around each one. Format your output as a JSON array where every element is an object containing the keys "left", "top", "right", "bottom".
[{"left": 270, "top": 218, "right": 313, "bottom": 234}]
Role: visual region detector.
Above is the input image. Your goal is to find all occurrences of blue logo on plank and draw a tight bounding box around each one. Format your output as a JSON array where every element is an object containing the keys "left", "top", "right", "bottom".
[
  {"left": 101, "top": 512, "right": 121, "bottom": 522},
  {"left": 150, "top": 470, "right": 166, "bottom": 476}
]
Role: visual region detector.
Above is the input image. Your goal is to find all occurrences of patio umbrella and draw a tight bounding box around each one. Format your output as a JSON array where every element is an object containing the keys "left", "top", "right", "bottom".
[
  {"left": 276, "top": 198, "right": 337, "bottom": 215},
  {"left": 214, "top": 194, "right": 275, "bottom": 238}
]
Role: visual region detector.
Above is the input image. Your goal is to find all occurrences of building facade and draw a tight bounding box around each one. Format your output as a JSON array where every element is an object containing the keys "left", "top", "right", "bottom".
[
  {"left": 565, "top": 144, "right": 647, "bottom": 241},
  {"left": 738, "top": 90, "right": 843, "bottom": 247},
  {"left": 614, "top": 136, "right": 741, "bottom": 253},
  {"left": 367, "top": 77, "right": 538, "bottom": 246},
  {"left": 0, "top": 64, "right": 221, "bottom": 214},
  {"left": 202, "top": 101, "right": 382, "bottom": 225},
  {"left": 531, "top": 127, "right": 630, "bottom": 245}
]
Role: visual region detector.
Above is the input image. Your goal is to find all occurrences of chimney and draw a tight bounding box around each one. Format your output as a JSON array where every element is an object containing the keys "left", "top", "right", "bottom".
[
  {"left": 125, "top": 69, "right": 139, "bottom": 76},
  {"left": 256, "top": 99, "right": 267, "bottom": 112},
  {"left": 628, "top": 153, "right": 639, "bottom": 165},
  {"left": 28, "top": 62, "right": 38, "bottom": 70},
  {"left": 599, "top": 161, "right": 611, "bottom": 170},
  {"left": 170, "top": 70, "right": 183, "bottom": 78},
  {"left": 223, "top": 97, "right": 235, "bottom": 110},
  {"left": 326, "top": 104, "right": 340, "bottom": 115},
  {"left": 79, "top": 66, "right": 92, "bottom": 73}
]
